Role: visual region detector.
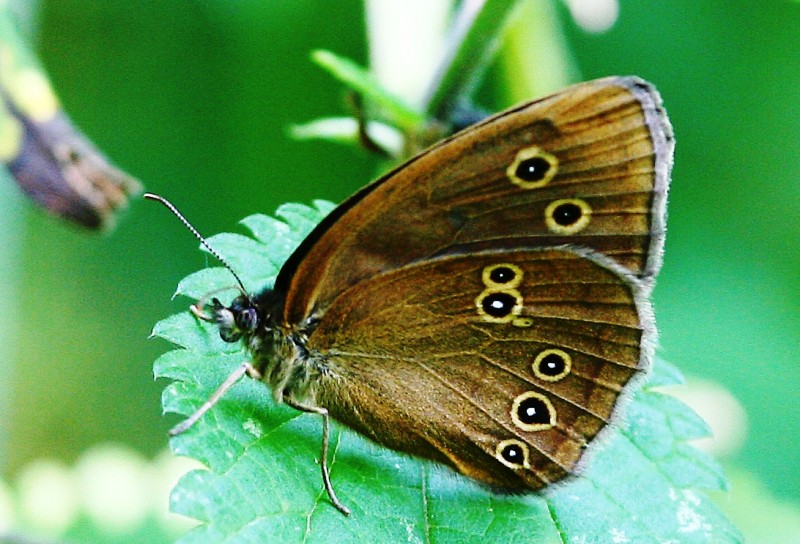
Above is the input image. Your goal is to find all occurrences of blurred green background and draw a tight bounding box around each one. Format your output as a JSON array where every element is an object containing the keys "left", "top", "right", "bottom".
[{"left": 0, "top": 0, "right": 797, "bottom": 541}]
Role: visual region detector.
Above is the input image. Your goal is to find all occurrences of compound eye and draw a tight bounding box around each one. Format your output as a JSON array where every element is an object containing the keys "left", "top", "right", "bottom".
[{"left": 237, "top": 307, "right": 259, "bottom": 332}]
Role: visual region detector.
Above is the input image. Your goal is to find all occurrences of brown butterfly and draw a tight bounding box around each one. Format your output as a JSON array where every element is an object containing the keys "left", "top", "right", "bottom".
[{"left": 148, "top": 75, "right": 673, "bottom": 515}]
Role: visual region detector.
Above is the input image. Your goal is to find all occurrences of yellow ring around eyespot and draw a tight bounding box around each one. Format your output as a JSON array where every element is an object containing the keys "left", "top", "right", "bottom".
[
  {"left": 474, "top": 288, "right": 523, "bottom": 323},
  {"left": 511, "top": 391, "right": 556, "bottom": 432},
  {"left": 481, "top": 263, "right": 523, "bottom": 289},
  {"left": 506, "top": 146, "right": 558, "bottom": 189},
  {"left": 495, "top": 438, "right": 530, "bottom": 470},
  {"left": 544, "top": 198, "right": 592, "bottom": 235},
  {"left": 532, "top": 349, "right": 572, "bottom": 382}
]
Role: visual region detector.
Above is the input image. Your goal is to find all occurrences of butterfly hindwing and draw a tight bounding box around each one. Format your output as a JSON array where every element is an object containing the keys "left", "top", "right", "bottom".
[{"left": 308, "top": 247, "right": 654, "bottom": 489}]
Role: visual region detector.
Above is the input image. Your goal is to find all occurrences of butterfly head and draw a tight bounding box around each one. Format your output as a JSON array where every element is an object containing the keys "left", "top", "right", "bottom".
[
  {"left": 204, "top": 294, "right": 261, "bottom": 343},
  {"left": 143, "top": 193, "right": 278, "bottom": 345}
]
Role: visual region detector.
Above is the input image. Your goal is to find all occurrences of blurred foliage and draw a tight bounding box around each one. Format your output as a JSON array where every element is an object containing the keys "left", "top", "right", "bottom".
[
  {"left": 0, "top": 0, "right": 797, "bottom": 542},
  {"left": 0, "top": 444, "right": 197, "bottom": 544},
  {"left": 0, "top": 11, "right": 141, "bottom": 232}
]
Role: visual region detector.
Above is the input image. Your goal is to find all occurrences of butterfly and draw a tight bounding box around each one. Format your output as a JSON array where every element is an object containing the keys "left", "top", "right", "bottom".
[{"left": 148, "top": 75, "right": 673, "bottom": 516}]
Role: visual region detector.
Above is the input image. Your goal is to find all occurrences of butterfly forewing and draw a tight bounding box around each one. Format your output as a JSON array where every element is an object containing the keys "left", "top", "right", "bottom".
[
  {"left": 308, "top": 247, "right": 654, "bottom": 490},
  {"left": 278, "top": 76, "right": 672, "bottom": 325}
]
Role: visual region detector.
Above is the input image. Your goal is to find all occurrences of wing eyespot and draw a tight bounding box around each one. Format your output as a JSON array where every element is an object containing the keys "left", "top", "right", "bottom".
[
  {"left": 475, "top": 289, "right": 522, "bottom": 323},
  {"left": 532, "top": 349, "right": 572, "bottom": 382},
  {"left": 512, "top": 317, "right": 533, "bottom": 328},
  {"left": 506, "top": 146, "right": 558, "bottom": 189},
  {"left": 511, "top": 391, "right": 556, "bottom": 432},
  {"left": 544, "top": 198, "right": 592, "bottom": 234},
  {"left": 482, "top": 263, "right": 523, "bottom": 289},
  {"left": 495, "top": 439, "right": 530, "bottom": 469},
  {"left": 476, "top": 264, "right": 526, "bottom": 323}
]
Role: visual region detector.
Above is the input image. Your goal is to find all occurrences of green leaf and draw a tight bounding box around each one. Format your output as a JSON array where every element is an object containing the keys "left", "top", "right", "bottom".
[
  {"left": 311, "top": 49, "right": 425, "bottom": 131},
  {"left": 290, "top": 116, "right": 404, "bottom": 156},
  {"left": 154, "top": 204, "right": 741, "bottom": 543}
]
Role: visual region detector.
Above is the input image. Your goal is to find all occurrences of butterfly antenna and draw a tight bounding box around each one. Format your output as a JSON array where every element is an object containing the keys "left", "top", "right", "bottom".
[{"left": 144, "top": 193, "right": 249, "bottom": 296}]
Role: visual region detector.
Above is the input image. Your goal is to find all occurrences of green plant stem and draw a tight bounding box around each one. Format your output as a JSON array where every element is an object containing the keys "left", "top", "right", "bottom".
[{"left": 422, "top": 0, "right": 524, "bottom": 121}]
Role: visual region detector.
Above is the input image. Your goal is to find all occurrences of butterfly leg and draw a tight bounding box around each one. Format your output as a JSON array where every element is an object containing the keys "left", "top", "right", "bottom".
[
  {"left": 190, "top": 303, "right": 213, "bottom": 321},
  {"left": 284, "top": 399, "right": 351, "bottom": 516},
  {"left": 169, "top": 361, "right": 262, "bottom": 436},
  {"left": 190, "top": 289, "right": 244, "bottom": 322}
]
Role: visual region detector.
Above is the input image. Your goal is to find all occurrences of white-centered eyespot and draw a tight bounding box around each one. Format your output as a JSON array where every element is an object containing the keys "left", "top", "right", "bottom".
[
  {"left": 507, "top": 146, "right": 558, "bottom": 189},
  {"left": 532, "top": 349, "right": 572, "bottom": 382},
  {"left": 496, "top": 438, "right": 531, "bottom": 469},
  {"left": 544, "top": 198, "right": 592, "bottom": 235},
  {"left": 482, "top": 263, "right": 523, "bottom": 289},
  {"left": 475, "top": 289, "right": 523, "bottom": 323},
  {"left": 511, "top": 391, "right": 556, "bottom": 432}
]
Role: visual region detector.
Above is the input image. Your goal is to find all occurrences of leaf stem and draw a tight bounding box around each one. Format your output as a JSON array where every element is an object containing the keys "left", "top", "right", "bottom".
[{"left": 421, "top": 0, "right": 524, "bottom": 121}]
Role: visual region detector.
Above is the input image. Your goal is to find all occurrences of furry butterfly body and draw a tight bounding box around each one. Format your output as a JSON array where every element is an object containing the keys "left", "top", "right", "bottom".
[{"left": 167, "top": 76, "right": 673, "bottom": 513}]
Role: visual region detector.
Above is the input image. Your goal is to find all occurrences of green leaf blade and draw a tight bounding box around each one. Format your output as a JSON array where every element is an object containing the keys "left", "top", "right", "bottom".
[{"left": 311, "top": 49, "right": 425, "bottom": 130}]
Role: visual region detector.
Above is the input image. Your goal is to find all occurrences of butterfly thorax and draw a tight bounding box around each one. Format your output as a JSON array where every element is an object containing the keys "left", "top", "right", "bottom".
[{"left": 210, "top": 289, "right": 327, "bottom": 406}]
